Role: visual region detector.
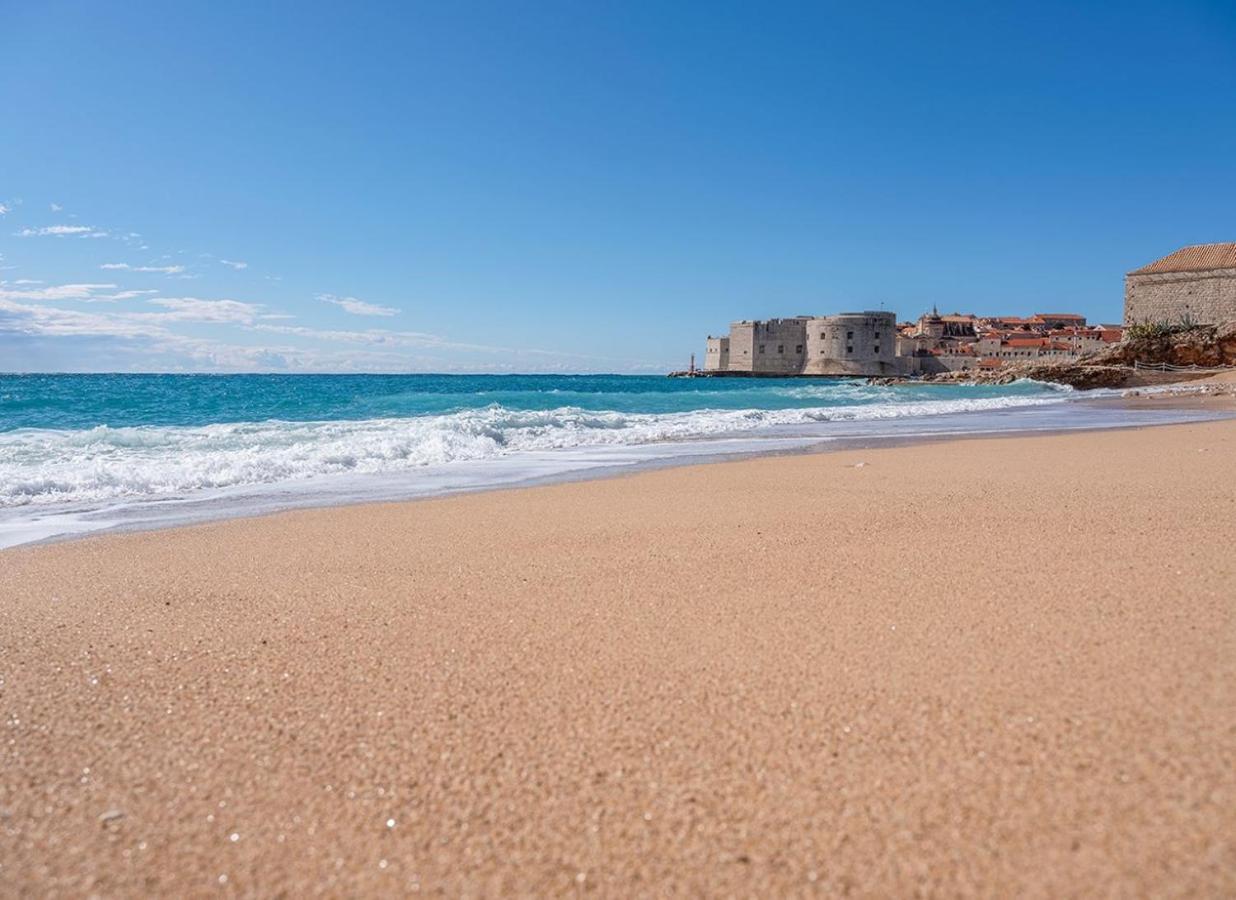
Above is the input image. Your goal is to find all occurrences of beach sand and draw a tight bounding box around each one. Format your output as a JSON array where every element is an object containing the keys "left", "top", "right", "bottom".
[{"left": 3, "top": 417, "right": 1235, "bottom": 896}]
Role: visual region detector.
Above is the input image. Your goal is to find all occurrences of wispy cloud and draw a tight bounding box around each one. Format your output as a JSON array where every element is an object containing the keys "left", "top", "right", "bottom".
[
  {"left": 318, "top": 293, "right": 399, "bottom": 317},
  {"left": 0, "top": 295, "right": 265, "bottom": 340},
  {"left": 0, "top": 282, "right": 158, "bottom": 303},
  {"left": 1, "top": 293, "right": 663, "bottom": 373},
  {"left": 0, "top": 297, "right": 168, "bottom": 339},
  {"left": 220, "top": 259, "right": 248, "bottom": 270},
  {"left": 100, "top": 262, "right": 186, "bottom": 275},
  {"left": 0, "top": 203, "right": 9, "bottom": 216},
  {"left": 50, "top": 202, "right": 63, "bottom": 212},
  {"left": 249, "top": 321, "right": 623, "bottom": 362},
  {"left": 18, "top": 224, "right": 109, "bottom": 238},
  {"left": 144, "top": 297, "right": 262, "bottom": 324}
]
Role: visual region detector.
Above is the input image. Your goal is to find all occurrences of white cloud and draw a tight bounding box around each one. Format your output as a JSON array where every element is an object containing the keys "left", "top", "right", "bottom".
[
  {"left": 220, "top": 259, "right": 248, "bottom": 270},
  {"left": 143, "top": 297, "right": 263, "bottom": 324},
  {"left": 318, "top": 293, "right": 399, "bottom": 317},
  {"left": 107, "top": 289, "right": 162, "bottom": 301},
  {"left": 18, "top": 224, "right": 109, "bottom": 238},
  {"left": 0, "top": 203, "right": 9, "bottom": 216},
  {"left": 0, "top": 297, "right": 168, "bottom": 339},
  {"left": 0, "top": 282, "right": 157, "bottom": 303},
  {"left": 50, "top": 203, "right": 63, "bottom": 212},
  {"left": 0, "top": 279, "right": 660, "bottom": 371},
  {"left": 100, "top": 262, "right": 186, "bottom": 274},
  {"left": 248, "top": 322, "right": 615, "bottom": 361}
]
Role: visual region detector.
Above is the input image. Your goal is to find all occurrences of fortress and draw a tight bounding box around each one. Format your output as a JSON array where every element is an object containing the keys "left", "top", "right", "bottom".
[
  {"left": 701, "top": 309, "right": 1121, "bottom": 377},
  {"left": 705, "top": 312, "right": 899, "bottom": 377},
  {"left": 690, "top": 243, "right": 1231, "bottom": 378},
  {"left": 1124, "top": 242, "right": 1236, "bottom": 326}
]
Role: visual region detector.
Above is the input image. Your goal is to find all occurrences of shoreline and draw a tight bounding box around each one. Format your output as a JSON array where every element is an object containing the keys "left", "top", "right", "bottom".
[
  {"left": 4, "top": 417, "right": 1234, "bottom": 894},
  {"left": 3, "top": 385, "right": 1234, "bottom": 552}
]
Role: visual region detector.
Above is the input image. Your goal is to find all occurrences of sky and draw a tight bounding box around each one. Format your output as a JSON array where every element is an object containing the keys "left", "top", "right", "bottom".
[{"left": 2, "top": 0, "right": 1235, "bottom": 373}]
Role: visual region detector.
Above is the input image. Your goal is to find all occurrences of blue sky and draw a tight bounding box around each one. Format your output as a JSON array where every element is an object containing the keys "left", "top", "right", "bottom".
[{"left": 2, "top": 1, "right": 1234, "bottom": 373}]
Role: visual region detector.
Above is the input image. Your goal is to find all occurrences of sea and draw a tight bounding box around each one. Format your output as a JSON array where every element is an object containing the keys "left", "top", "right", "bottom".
[{"left": 0, "top": 372, "right": 1225, "bottom": 548}]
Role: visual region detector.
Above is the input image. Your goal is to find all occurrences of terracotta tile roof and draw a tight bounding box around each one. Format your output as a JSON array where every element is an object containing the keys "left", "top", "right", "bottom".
[{"left": 1129, "top": 242, "right": 1236, "bottom": 275}]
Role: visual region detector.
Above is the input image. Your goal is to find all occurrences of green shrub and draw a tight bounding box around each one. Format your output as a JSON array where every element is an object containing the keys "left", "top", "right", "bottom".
[{"left": 1125, "top": 314, "right": 1204, "bottom": 342}]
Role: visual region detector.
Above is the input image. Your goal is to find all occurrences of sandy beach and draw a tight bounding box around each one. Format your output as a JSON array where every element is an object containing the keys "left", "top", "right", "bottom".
[{"left": 2, "top": 414, "right": 1235, "bottom": 896}]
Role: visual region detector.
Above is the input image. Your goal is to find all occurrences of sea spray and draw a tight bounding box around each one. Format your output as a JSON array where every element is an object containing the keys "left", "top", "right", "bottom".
[{"left": 0, "top": 393, "right": 1068, "bottom": 507}]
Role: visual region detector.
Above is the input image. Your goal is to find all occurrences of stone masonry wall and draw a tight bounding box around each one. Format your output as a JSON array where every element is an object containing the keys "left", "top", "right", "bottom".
[
  {"left": 1124, "top": 269, "right": 1236, "bottom": 325},
  {"left": 727, "top": 319, "right": 808, "bottom": 374},
  {"left": 802, "top": 312, "right": 898, "bottom": 376}
]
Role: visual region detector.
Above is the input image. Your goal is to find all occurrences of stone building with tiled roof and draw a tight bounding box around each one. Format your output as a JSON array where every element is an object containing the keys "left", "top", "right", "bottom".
[{"left": 1125, "top": 242, "right": 1236, "bottom": 325}]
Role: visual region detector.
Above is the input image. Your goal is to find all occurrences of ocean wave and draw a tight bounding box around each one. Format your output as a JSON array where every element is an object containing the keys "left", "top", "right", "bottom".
[{"left": 0, "top": 394, "right": 1066, "bottom": 507}]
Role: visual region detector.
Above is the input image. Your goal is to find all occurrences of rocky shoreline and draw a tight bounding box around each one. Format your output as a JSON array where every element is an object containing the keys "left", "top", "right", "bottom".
[{"left": 872, "top": 321, "right": 1236, "bottom": 390}]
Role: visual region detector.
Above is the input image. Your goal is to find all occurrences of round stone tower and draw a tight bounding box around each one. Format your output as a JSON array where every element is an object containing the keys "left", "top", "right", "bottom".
[{"left": 802, "top": 311, "right": 898, "bottom": 376}]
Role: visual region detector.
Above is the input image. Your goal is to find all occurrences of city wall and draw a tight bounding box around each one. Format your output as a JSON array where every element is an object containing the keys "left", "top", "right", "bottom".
[{"left": 1124, "top": 269, "right": 1236, "bottom": 325}]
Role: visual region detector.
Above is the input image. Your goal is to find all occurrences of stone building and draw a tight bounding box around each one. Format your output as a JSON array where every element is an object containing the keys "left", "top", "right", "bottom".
[
  {"left": 704, "top": 336, "right": 729, "bottom": 371},
  {"left": 699, "top": 306, "right": 1103, "bottom": 377},
  {"left": 1125, "top": 242, "right": 1236, "bottom": 325},
  {"left": 705, "top": 312, "right": 897, "bottom": 377},
  {"left": 801, "top": 312, "right": 898, "bottom": 376},
  {"left": 724, "top": 317, "right": 811, "bottom": 375}
]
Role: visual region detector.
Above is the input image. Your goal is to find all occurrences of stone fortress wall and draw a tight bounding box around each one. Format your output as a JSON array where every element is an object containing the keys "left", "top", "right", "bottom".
[
  {"left": 802, "top": 312, "right": 898, "bottom": 376},
  {"left": 725, "top": 318, "right": 811, "bottom": 375},
  {"left": 1124, "top": 269, "right": 1236, "bottom": 326},
  {"left": 704, "top": 336, "right": 729, "bottom": 371},
  {"left": 707, "top": 312, "right": 898, "bottom": 377},
  {"left": 1124, "top": 243, "right": 1236, "bottom": 326}
]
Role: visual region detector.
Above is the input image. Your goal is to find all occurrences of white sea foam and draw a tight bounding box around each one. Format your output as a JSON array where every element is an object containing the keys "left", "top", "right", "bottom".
[{"left": 0, "top": 395, "right": 1068, "bottom": 508}]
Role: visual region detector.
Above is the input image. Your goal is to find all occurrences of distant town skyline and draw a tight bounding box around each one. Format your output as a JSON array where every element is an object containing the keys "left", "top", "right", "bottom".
[{"left": 2, "top": 1, "right": 1235, "bottom": 373}]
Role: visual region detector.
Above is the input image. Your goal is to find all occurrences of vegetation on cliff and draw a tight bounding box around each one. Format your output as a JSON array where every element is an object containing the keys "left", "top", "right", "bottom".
[{"left": 1085, "top": 320, "right": 1236, "bottom": 369}]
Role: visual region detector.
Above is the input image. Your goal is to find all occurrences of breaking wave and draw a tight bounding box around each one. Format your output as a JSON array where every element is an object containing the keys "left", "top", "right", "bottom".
[{"left": 0, "top": 394, "right": 1066, "bottom": 508}]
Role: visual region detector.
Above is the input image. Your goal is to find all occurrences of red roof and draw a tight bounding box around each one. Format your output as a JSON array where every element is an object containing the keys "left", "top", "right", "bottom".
[{"left": 1129, "top": 242, "right": 1236, "bottom": 275}]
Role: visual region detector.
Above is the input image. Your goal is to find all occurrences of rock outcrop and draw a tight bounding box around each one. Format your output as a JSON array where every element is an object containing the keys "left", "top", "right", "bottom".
[
  {"left": 1083, "top": 321, "right": 1236, "bottom": 369},
  {"left": 873, "top": 322, "right": 1236, "bottom": 389},
  {"left": 917, "top": 363, "right": 1133, "bottom": 389}
]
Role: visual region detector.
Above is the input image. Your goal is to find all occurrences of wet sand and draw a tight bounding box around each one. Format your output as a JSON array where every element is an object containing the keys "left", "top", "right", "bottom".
[{"left": 2, "top": 417, "right": 1235, "bottom": 896}]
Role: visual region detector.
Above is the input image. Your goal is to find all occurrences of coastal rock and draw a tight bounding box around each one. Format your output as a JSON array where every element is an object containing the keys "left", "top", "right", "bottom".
[
  {"left": 1085, "top": 320, "right": 1236, "bottom": 368},
  {"left": 915, "top": 363, "right": 1133, "bottom": 389},
  {"left": 891, "top": 323, "right": 1236, "bottom": 390}
]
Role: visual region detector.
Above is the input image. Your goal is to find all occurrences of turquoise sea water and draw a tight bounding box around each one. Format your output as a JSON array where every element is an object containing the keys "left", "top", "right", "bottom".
[
  {"left": 0, "top": 373, "right": 1219, "bottom": 547},
  {"left": 0, "top": 372, "right": 1063, "bottom": 431}
]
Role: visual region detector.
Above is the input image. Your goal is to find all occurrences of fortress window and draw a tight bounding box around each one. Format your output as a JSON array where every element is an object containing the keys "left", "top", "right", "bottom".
[
  {"left": 846, "top": 346, "right": 853, "bottom": 354},
  {"left": 846, "top": 331, "right": 854, "bottom": 339},
  {"left": 777, "top": 344, "right": 784, "bottom": 354},
  {"left": 758, "top": 345, "right": 765, "bottom": 354},
  {"left": 795, "top": 345, "right": 803, "bottom": 354},
  {"left": 874, "top": 331, "right": 881, "bottom": 339},
  {"left": 874, "top": 344, "right": 880, "bottom": 353},
  {"left": 820, "top": 332, "right": 826, "bottom": 339}
]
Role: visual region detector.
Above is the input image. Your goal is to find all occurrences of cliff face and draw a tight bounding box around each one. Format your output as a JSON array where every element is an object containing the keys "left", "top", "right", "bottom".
[{"left": 1084, "top": 321, "right": 1236, "bottom": 368}]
